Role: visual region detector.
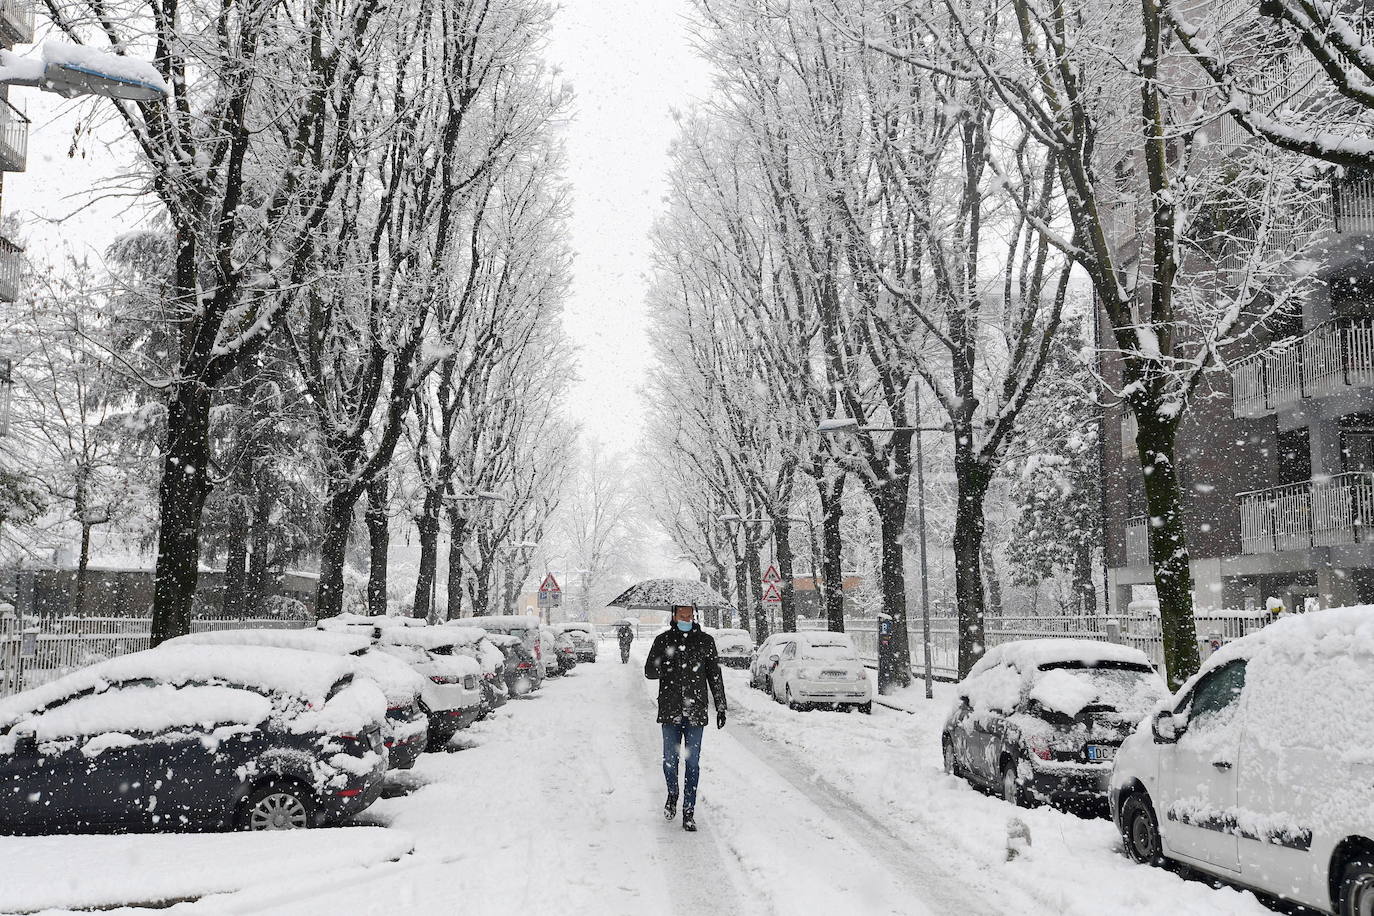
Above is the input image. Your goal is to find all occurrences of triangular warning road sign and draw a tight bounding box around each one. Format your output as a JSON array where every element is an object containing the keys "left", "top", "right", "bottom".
[
  {"left": 762, "top": 582, "right": 782, "bottom": 603},
  {"left": 539, "top": 573, "right": 561, "bottom": 595},
  {"left": 762, "top": 565, "right": 781, "bottom": 584}
]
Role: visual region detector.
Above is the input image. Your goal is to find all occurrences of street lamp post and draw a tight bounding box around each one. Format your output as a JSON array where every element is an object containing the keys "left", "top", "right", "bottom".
[{"left": 820, "top": 416, "right": 944, "bottom": 699}]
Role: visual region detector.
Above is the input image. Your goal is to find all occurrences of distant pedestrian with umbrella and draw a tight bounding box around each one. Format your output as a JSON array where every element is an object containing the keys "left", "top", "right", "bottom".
[
  {"left": 643, "top": 603, "right": 726, "bottom": 832},
  {"left": 617, "top": 620, "right": 634, "bottom": 663}
]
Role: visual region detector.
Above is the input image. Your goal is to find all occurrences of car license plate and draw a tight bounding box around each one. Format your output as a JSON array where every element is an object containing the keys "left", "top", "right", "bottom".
[
  {"left": 1085, "top": 744, "right": 1115, "bottom": 762},
  {"left": 820, "top": 670, "right": 847, "bottom": 679}
]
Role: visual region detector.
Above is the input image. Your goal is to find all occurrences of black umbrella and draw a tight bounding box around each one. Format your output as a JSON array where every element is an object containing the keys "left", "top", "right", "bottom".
[{"left": 606, "top": 578, "right": 733, "bottom": 611}]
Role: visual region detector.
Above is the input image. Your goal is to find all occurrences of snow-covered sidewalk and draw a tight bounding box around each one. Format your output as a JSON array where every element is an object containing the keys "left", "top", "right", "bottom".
[{"left": 4, "top": 641, "right": 1280, "bottom": 915}]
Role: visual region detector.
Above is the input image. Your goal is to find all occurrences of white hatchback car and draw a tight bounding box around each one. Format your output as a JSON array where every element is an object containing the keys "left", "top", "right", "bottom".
[
  {"left": 1110, "top": 607, "right": 1374, "bottom": 916},
  {"left": 768, "top": 631, "right": 872, "bottom": 713}
]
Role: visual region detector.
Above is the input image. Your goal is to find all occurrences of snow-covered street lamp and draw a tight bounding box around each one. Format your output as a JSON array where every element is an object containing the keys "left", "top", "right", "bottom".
[{"left": 0, "top": 43, "right": 169, "bottom": 101}]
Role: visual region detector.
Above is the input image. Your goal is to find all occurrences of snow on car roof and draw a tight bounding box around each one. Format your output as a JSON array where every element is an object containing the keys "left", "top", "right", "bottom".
[
  {"left": 465, "top": 615, "right": 541, "bottom": 631},
  {"left": 163, "top": 628, "right": 372, "bottom": 657},
  {"left": 439, "top": 623, "right": 491, "bottom": 643},
  {"left": 552, "top": 622, "right": 594, "bottom": 631},
  {"left": 378, "top": 626, "right": 474, "bottom": 651},
  {"left": 483, "top": 633, "right": 523, "bottom": 648},
  {"left": 708, "top": 628, "right": 750, "bottom": 638},
  {"left": 968, "top": 638, "right": 1152, "bottom": 678},
  {"left": 0, "top": 645, "right": 357, "bottom": 727}
]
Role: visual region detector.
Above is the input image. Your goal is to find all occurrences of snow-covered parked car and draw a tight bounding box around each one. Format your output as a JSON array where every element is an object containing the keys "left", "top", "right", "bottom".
[
  {"left": 749, "top": 632, "right": 799, "bottom": 691},
  {"left": 464, "top": 616, "right": 547, "bottom": 691},
  {"left": 484, "top": 633, "right": 539, "bottom": 697},
  {"left": 444, "top": 627, "right": 509, "bottom": 719},
  {"left": 371, "top": 628, "right": 484, "bottom": 750},
  {"left": 767, "top": 631, "right": 872, "bottom": 713},
  {"left": 163, "top": 628, "right": 429, "bottom": 770},
  {"left": 943, "top": 639, "right": 1165, "bottom": 813},
  {"left": 553, "top": 630, "right": 578, "bottom": 674},
  {"left": 1110, "top": 607, "right": 1374, "bottom": 916},
  {"left": 708, "top": 628, "right": 752, "bottom": 669},
  {"left": 552, "top": 622, "right": 598, "bottom": 663},
  {"left": 0, "top": 645, "right": 388, "bottom": 833}
]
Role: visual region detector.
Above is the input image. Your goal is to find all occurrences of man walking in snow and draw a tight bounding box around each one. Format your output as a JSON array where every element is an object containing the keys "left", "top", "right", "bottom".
[{"left": 643, "top": 603, "right": 726, "bottom": 832}]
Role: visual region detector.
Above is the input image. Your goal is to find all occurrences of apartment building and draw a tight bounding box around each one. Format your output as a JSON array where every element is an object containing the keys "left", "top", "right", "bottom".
[
  {"left": 1103, "top": 54, "right": 1374, "bottom": 616},
  {"left": 0, "top": 0, "right": 27, "bottom": 303}
]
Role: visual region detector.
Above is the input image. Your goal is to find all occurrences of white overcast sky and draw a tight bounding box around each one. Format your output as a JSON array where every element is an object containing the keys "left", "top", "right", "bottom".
[{"left": 6, "top": 0, "right": 713, "bottom": 454}]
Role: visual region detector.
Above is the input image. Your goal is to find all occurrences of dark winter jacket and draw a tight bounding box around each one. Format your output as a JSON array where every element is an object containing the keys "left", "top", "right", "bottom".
[
  {"left": 643, "top": 623, "right": 726, "bottom": 727},
  {"left": 618, "top": 627, "right": 634, "bottom": 650}
]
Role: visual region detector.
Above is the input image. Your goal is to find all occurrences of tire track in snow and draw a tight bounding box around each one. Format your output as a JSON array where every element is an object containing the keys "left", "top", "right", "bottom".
[{"left": 724, "top": 687, "right": 999, "bottom": 916}]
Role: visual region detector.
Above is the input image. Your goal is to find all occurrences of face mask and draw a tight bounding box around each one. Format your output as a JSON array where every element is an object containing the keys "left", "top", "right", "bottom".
[{"left": 676, "top": 620, "right": 692, "bottom": 632}]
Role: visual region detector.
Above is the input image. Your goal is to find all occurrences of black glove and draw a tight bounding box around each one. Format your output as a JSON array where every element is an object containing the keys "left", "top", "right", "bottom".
[{"left": 717, "top": 710, "right": 727, "bottom": 729}]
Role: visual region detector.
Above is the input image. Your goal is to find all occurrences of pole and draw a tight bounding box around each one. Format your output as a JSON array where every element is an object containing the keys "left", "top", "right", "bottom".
[{"left": 914, "top": 396, "right": 934, "bottom": 700}]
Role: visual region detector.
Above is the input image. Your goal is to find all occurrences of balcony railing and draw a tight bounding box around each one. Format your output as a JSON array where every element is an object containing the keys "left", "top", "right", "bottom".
[
  {"left": 1334, "top": 177, "right": 1374, "bottom": 235},
  {"left": 1126, "top": 516, "right": 1150, "bottom": 568},
  {"left": 1239, "top": 472, "right": 1374, "bottom": 554},
  {"left": 0, "top": 235, "right": 24, "bottom": 303},
  {"left": 0, "top": 97, "right": 27, "bottom": 172},
  {"left": 1229, "top": 320, "right": 1374, "bottom": 417},
  {"left": 0, "top": 0, "right": 33, "bottom": 43}
]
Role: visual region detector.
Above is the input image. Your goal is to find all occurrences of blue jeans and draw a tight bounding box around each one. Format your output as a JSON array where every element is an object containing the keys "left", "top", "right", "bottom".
[{"left": 661, "top": 718, "right": 705, "bottom": 810}]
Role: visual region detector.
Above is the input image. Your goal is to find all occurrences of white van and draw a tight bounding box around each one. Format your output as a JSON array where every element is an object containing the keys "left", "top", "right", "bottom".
[{"left": 1110, "top": 607, "right": 1374, "bottom": 915}]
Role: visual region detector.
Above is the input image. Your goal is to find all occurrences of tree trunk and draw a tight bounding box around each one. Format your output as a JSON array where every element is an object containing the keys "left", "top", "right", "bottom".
[
  {"left": 1136, "top": 414, "right": 1199, "bottom": 686},
  {"left": 222, "top": 514, "right": 249, "bottom": 618},
  {"left": 446, "top": 512, "right": 467, "bottom": 617},
  {"left": 775, "top": 521, "right": 797, "bottom": 633},
  {"left": 412, "top": 490, "right": 442, "bottom": 620},
  {"left": 316, "top": 493, "right": 355, "bottom": 619},
  {"left": 1073, "top": 543, "right": 1096, "bottom": 614},
  {"left": 732, "top": 549, "right": 751, "bottom": 639},
  {"left": 74, "top": 522, "right": 94, "bottom": 616},
  {"left": 876, "top": 494, "right": 912, "bottom": 690},
  {"left": 953, "top": 466, "right": 993, "bottom": 678},
  {"left": 245, "top": 483, "right": 272, "bottom": 614},
  {"left": 819, "top": 475, "right": 846, "bottom": 633},
  {"left": 747, "top": 546, "right": 770, "bottom": 643},
  {"left": 500, "top": 563, "right": 516, "bottom": 615},
  {"left": 365, "top": 475, "right": 389, "bottom": 616},
  {"left": 981, "top": 539, "right": 1003, "bottom": 618},
  {"left": 151, "top": 383, "right": 215, "bottom": 645}
]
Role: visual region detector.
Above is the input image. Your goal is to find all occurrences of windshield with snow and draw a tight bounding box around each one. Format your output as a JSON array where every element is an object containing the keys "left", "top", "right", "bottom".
[{"left": 1032, "top": 661, "right": 1164, "bottom": 719}]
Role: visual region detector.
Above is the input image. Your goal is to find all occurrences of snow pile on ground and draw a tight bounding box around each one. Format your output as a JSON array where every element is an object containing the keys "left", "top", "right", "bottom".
[{"left": 0, "top": 828, "right": 412, "bottom": 913}]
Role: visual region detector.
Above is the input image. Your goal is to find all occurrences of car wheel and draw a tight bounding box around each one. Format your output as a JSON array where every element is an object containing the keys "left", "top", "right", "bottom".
[
  {"left": 239, "top": 780, "right": 316, "bottom": 831},
  {"left": 858, "top": 702, "right": 872, "bottom": 715},
  {"left": 1000, "top": 760, "right": 1026, "bottom": 808},
  {"left": 786, "top": 685, "right": 804, "bottom": 711},
  {"left": 1338, "top": 855, "right": 1374, "bottom": 916},
  {"left": 1120, "top": 793, "right": 1166, "bottom": 866}
]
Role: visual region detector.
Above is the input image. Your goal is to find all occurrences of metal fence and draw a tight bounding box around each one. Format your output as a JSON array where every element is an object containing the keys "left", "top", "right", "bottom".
[
  {"left": 0, "top": 615, "right": 310, "bottom": 697},
  {"left": 799, "top": 609, "right": 1274, "bottom": 681}
]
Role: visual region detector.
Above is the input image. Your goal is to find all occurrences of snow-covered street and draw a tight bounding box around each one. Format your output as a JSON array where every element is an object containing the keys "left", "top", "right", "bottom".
[{"left": 2, "top": 639, "right": 1284, "bottom": 915}]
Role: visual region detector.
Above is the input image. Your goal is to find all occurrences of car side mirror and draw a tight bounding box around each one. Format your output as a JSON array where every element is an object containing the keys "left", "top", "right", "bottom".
[{"left": 1152, "top": 710, "right": 1182, "bottom": 744}]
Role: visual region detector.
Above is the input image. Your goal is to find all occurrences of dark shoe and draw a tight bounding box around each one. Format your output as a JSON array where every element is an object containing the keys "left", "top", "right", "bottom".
[
  {"left": 682, "top": 809, "right": 696, "bottom": 832},
  {"left": 664, "top": 796, "right": 678, "bottom": 820}
]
